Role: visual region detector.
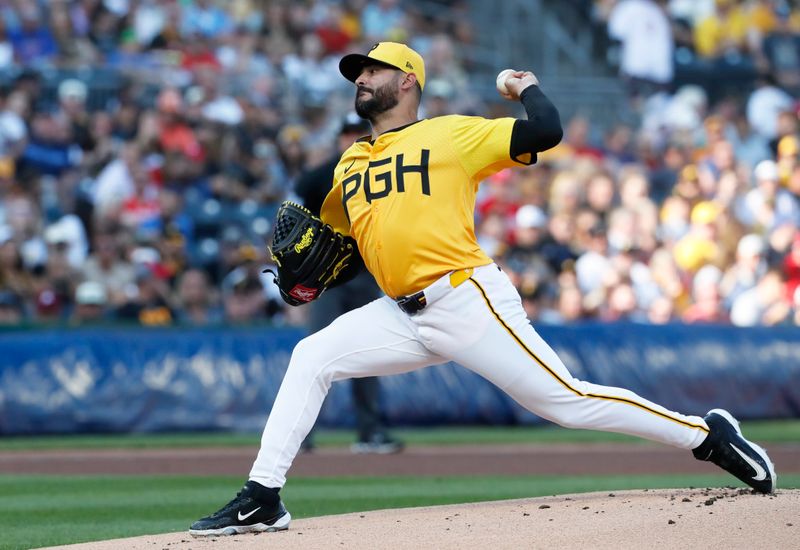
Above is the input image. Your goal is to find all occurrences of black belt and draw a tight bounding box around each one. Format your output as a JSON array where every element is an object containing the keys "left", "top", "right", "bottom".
[{"left": 395, "top": 291, "right": 427, "bottom": 315}]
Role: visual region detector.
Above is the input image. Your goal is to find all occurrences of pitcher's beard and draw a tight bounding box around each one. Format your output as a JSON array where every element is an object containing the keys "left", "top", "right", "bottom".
[{"left": 355, "top": 83, "right": 399, "bottom": 120}]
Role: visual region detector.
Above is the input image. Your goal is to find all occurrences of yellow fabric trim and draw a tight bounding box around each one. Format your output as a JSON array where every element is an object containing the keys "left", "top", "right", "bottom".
[
  {"left": 467, "top": 279, "right": 709, "bottom": 434},
  {"left": 449, "top": 268, "right": 474, "bottom": 288}
]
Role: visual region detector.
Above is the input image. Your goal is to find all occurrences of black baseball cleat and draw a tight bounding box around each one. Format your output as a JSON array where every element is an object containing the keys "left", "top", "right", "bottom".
[
  {"left": 189, "top": 481, "right": 291, "bottom": 537},
  {"left": 692, "top": 409, "right": 776, "bottom": 494}
]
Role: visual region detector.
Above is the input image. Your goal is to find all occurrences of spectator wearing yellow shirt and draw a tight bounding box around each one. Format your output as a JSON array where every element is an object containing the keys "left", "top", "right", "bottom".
[
  {"left": 777, "top": 134, "right": 799, "bottom": 186},
  {"left": 747, "top": 0, "right": 800, "bottom": 37},
  {"left": 694, "top": 0, "right": 749, "bottom": 59},
  {"left": 673, "top": 201, "right": 725, "bottom": 273}
]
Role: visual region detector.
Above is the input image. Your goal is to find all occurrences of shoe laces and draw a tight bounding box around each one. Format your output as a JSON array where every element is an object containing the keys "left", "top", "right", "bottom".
[{"left": 212, "top": 487, "right": 252, "bottom": 517}]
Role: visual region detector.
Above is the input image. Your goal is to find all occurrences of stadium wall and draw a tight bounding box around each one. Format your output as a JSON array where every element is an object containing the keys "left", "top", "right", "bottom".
[{"left": 1, "top": 324, "right": 799, "bottom": 435}]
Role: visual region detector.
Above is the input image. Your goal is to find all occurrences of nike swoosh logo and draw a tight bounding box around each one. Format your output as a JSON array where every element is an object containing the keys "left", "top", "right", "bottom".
[
  {"left": 238, "top": 507, "right": 261, "bottom": 521},
  {"left": 730, "top": 443, "right": 767, "bottom": 481},
  {"left": 344, "top": 159, "right": 356, "bottom": 174}
]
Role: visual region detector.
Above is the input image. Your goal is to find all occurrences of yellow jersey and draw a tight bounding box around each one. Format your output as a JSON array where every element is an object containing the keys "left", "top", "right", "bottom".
[
  {"left": 320, "top": 115, "right": 532, "bottom": 298},
  {"left": 694, "top": 8, "right": 749, "bottom": 58}
]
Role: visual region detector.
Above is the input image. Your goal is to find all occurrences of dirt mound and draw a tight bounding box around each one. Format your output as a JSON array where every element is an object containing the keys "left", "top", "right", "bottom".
[{"left": 45, "top": 487, "right": 797, "bottom": 550}]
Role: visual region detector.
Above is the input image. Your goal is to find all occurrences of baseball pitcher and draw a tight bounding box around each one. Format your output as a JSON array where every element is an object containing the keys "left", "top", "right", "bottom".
[{"left": 190, "top": 42, "right": 776, "bottom": 537}]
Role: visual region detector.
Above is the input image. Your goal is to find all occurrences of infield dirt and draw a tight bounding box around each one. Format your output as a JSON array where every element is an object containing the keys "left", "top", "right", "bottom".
[
  {"left": 43, "top": 487, "right": 799, "bottom": 550},
  {"left": 13, "top": 443, "right": 799, "bottom": 549}
]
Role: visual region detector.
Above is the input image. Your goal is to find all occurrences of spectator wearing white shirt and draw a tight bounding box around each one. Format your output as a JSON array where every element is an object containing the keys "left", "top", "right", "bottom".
[
  {"left": 735, "top": 159, "right": 800, "bottom": 231},
  {"left": 746, "top": 73, "right": 794, "bottom": 141},
  {"left": 667, "top": 0, "right": 715, "bottom": 27},
  {"left": 91, "top": 143, "right": 139, "bottom": 221},
  {"left": 730, "top": 269, "right": 789, "bottom": 326},
  {"left": 608, "top": 0, "right": 675, "bottom": 98},
  {"left": 81, "top": 230, "right": 135, "bottom": 307},
  {"left": 720, "top": 233, "right": 767, "bottom": 308},
  {"left": 575, "top": 221, "right": 615, "bottom": 296}
]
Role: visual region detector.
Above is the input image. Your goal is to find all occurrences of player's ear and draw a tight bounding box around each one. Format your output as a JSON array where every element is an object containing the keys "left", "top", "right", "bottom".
[{"left": 401, "top": 72, "right": 418, "bottom": 92}]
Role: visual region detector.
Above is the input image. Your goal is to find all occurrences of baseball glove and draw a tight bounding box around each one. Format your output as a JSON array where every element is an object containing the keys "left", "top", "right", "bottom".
[{"left": 265, "top": 201, "right": 358, "bottom": 306}]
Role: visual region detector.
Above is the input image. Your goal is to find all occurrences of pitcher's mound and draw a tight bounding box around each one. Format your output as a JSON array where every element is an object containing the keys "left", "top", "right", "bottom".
[{"left": 47, "top": 487, "right": 798, "bottom": 550}]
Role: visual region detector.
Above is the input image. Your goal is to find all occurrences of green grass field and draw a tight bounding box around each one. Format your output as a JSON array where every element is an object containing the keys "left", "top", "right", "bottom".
[
  {"left": 1, "top": 421, "right": 798, "bottom": 550},
  {"left": 4, "top": 473, "right": 800, "bottom": 550},
  {"left": 1, "top": 418, "right": 798, "bottom": 450}
]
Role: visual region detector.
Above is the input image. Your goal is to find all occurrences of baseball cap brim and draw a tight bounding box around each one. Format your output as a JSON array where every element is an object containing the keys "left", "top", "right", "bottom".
[{"left": 339, "top": 54, "right": 397, "bottom": 84}]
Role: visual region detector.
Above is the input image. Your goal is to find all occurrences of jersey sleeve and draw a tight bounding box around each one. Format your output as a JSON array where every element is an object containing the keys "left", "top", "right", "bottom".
[
  {"left": 319, "top": 181, "right": 351, "bottom": 236},
  {"left": 450, "top": 116, "right": 529, "bottom": 182}
]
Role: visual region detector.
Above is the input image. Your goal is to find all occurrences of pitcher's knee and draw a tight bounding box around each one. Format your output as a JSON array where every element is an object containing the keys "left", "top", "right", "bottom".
[
  {"left": 521, "top": 393, "right": 592, "bottom": 430},
  {"left": 286, "top": 335, "right": 337, "bottom": 380}
]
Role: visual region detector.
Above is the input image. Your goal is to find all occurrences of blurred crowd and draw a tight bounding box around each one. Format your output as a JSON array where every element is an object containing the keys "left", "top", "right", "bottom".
[
  {"left": 597, "top": 0, "right": 800, "bottom": 99},
  {"left": 0, "top": 0, "right": 798, "bottom": 329}
]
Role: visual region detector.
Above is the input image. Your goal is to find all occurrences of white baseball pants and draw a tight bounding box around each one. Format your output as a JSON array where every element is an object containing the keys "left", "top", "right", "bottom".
[{"left": 250, "top": 263, "right": 709, "bottom": 488}]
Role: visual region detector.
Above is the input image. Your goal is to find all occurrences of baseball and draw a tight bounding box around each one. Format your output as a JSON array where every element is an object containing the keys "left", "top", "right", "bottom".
[{"left": 496, "top": 69, "right": 516, "bottom": 96}]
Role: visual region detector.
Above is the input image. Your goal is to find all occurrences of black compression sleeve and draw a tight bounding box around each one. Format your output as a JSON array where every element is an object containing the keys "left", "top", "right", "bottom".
[{"left": 509, "top": 85, "right": 563, "bottom": 164}]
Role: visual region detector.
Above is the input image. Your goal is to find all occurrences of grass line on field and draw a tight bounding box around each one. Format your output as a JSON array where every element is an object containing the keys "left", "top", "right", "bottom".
[
  {"left": 1, "top": 473, "right": 798, "bottom": 550},
  {"left": 1, "top": 419, "right": 799, "bottom": 451}
]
